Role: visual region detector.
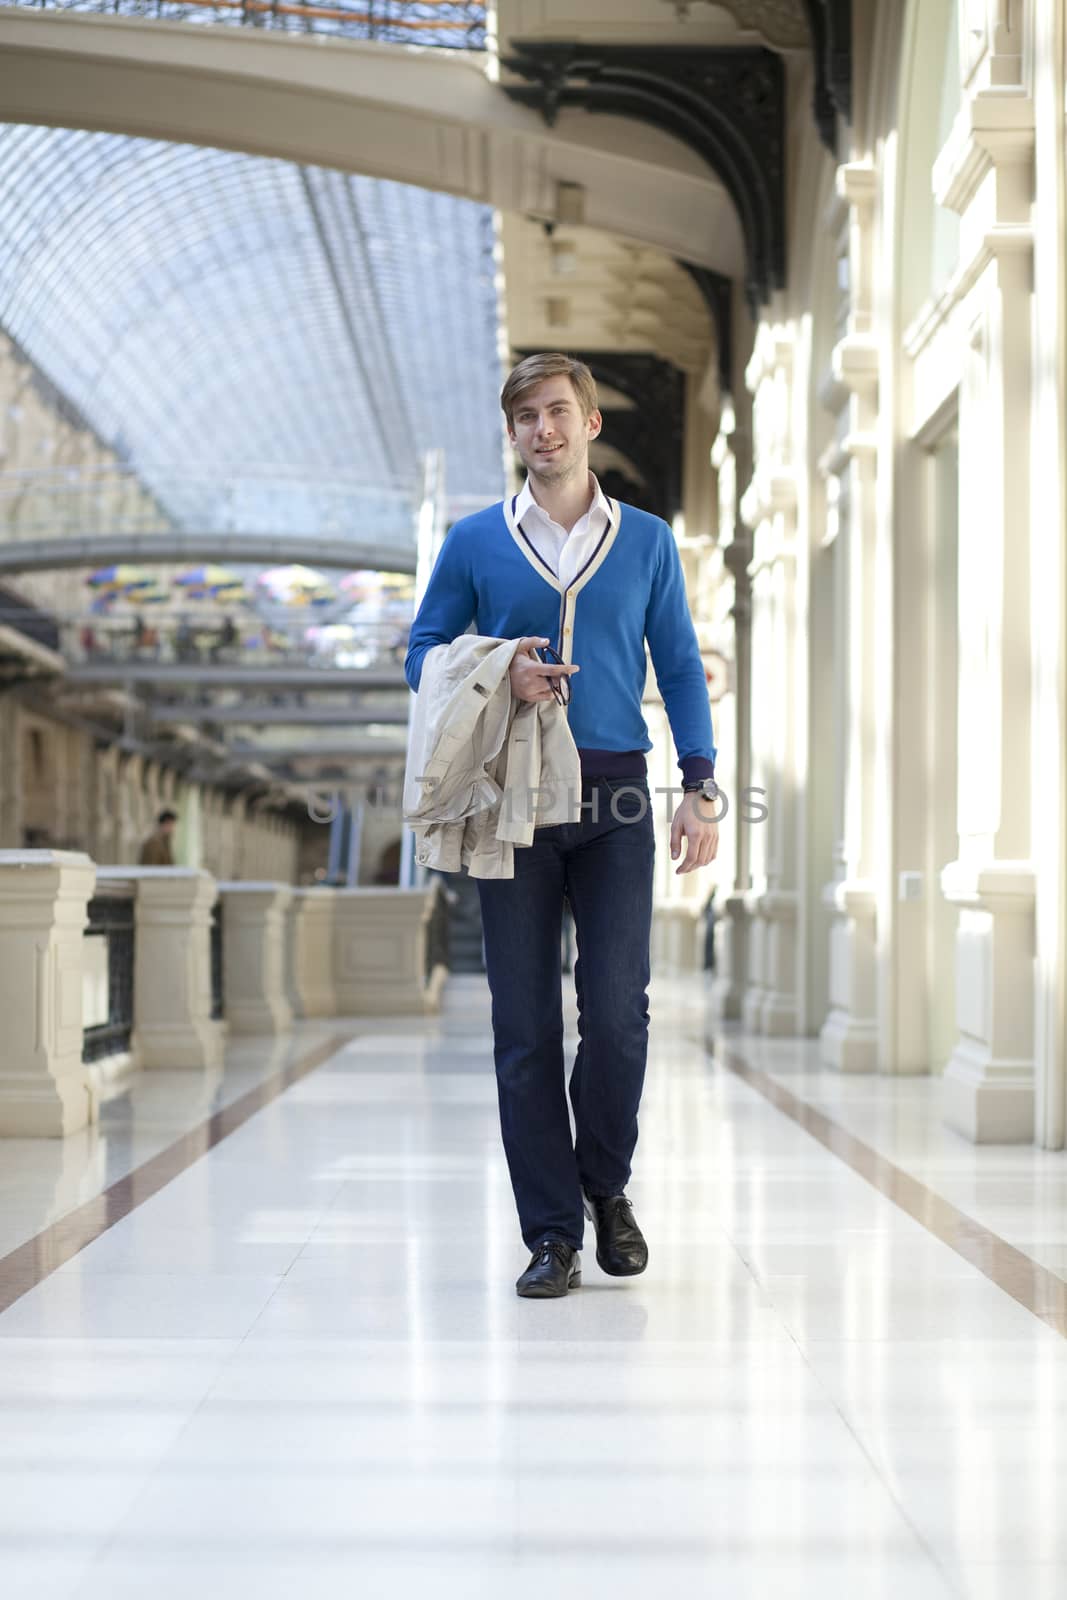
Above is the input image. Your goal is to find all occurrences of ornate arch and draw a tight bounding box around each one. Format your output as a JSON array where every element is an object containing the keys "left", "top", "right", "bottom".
[{"left": 501, "top": 44, "right": 785, "bottom": 310}]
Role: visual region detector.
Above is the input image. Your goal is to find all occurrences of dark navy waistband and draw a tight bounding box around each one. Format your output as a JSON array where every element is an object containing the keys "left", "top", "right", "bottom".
[{"left": 577, "top": 747, "right": 648, "bottom": 780}]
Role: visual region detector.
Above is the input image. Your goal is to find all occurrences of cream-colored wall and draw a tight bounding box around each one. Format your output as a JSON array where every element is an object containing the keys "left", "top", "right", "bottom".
[
  {"left": 0, "top": 696, "right": 301, "bottom": 881},
  {"left": 729, "top": 0, "right": 1067, "bottom": 1148}
]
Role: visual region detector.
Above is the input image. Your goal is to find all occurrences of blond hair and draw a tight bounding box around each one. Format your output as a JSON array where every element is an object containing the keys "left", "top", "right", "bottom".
[{"left": 500, "top": 352, "right": 598, "bottom": 431}]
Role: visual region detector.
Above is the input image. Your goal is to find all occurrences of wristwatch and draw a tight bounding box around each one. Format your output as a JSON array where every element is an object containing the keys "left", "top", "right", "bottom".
[{"left": 682, "top": 777, "right": 719, "bottom": 803}]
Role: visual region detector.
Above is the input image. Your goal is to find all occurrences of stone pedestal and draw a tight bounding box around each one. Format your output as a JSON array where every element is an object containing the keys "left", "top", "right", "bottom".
[
  {"left": 217, "top": 882, "right": 293, "bottom": 1035},
  {"left": 652, "top": 902, "right": 705, "bottom": 973},
  {"left": 708, "top": 892, "right": 749, "bottom": 1022},
  {"left": 97, "top": 867, "right": 223, "bottom": 1070},
  {"left": 740, "top": 889, "right": 798, "bottom": 1035},
  {"left": 820, "top": 879, "right": 878, "bottom": 1071},
  {"left": 290, "top": 888, "right": 338, "bottom": 1017},
  {"left": 334, "top": 888, "right": 437, "bottom": 1015},
  {"left": 758, "top": 889, "right": 799, "bottom": 1035},
  {"left": 941, "top": 862, "right": 1036, "bottom": 1143},
  {"left": 0, "top": 850, "right": 97, "bottom": 1137},
  {"left": 741, "top": 891, "right": 767, "bottom": 1033}
]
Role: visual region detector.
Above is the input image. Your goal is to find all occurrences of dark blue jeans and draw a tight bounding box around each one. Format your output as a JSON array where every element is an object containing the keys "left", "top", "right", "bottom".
[{"left": 476, "top": 778, "right": 655, "bottom": 1251}]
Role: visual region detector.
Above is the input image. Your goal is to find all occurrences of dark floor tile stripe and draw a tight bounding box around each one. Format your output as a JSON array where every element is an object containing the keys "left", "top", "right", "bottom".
[
  {"left": 0, "top": 1032, "right": 354, "bottom": 1316},
  {"left": 719, "top": 1045, "right": 1067, "bottom": 1339}
]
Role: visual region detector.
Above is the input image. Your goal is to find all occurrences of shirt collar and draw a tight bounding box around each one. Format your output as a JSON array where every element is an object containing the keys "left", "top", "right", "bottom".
[{"left": 515, "top": 471, "right": 610, "bottom": 533}]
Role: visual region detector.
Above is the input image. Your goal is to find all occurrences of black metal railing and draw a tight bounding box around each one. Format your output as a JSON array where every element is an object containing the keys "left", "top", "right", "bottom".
[
  {"left": 20, "top": 0, "right": 487, "bottom": 49},
  {"left": 82, "top": 891, "right": 136, "bottom": 1062},
  {"left": 424, "top": 876, "right": 451, "bottom": 982},
  {"left": 210, "top": 898, "right": 225, "bottom": 1019},
  {"left": 0, "top": 586, "right": 61, "bottom": 653}
]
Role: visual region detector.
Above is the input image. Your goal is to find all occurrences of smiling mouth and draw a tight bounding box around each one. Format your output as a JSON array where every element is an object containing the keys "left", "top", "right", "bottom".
[{"left": 536, "top": 443, "right": 564, "bottom": 455}]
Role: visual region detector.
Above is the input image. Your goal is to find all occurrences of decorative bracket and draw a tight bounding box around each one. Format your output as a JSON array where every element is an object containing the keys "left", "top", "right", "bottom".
[
  {"left": 500, "top": 43, "right": 785, "bottom": 310},
  {"left": 800, "top": 1, "right": 852, "bottom": 150},
  {"left": 680, "top": 263, "right": 733, "bottom": 396}
]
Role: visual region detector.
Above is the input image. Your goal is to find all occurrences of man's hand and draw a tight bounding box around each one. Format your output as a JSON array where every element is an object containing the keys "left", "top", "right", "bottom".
[
  {"left": 509, "top": 637, "right": 580, "bottom": 703},
  {"left": 669, "top": 792, "right": 720, "bottom": 875}
]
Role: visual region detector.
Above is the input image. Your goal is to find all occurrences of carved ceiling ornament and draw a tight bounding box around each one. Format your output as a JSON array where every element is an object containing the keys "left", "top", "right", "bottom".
[
  {"left": 501, "top": 43, "right": 786, "bottom": 309},
  {"left": 664, "top": 0, "right": 810, "bottom": 49}
]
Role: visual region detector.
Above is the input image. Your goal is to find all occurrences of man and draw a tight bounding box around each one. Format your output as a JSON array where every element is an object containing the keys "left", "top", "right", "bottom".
[
  {"left": 405, "top": 352, "right": 718, "bottom": 1298},
  {"left": 138, "top": 808, "right": 178, "bottom": 866}
]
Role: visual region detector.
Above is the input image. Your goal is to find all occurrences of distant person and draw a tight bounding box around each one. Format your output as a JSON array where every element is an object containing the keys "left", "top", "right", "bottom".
[
  {"left": 138, "top": 808, "right": 178, "bottom": 866},
  {"left": 211, "top": 614, "right": 239, "bottom": 662},
  {"left": 174, "top": 617, "right": 198, "bottom": 663}
]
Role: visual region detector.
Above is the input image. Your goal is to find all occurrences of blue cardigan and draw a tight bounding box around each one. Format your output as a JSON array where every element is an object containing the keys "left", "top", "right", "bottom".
[{"left": 404, "top": 497, "right": 716, "bottom": 784}]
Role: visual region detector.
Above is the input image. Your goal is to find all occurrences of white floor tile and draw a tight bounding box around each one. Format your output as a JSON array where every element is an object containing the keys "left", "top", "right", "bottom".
[{"left": 1, "top": 974, "right": 1063, "bottom": 1595}]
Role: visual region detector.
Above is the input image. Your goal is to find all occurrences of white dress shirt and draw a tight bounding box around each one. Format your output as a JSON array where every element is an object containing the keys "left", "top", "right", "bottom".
[{"left": 514, "top": 472, "right": 612, "bottom": 592}]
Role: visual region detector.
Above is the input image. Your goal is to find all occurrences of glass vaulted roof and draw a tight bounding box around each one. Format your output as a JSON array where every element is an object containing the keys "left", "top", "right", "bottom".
[{"left": 0, "top": 125, "right": 505, "bottom": 547}]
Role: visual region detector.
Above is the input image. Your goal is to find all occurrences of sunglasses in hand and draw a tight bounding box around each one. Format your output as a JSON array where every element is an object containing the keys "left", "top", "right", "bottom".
[{"left": 533, "top": 644, "right": 572, "bottom": 707}]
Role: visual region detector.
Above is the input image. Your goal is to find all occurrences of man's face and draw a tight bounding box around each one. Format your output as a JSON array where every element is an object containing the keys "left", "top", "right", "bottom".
[
  {"left": 161, "top": 818, "right": 176, "bottom": 836},
  {"left": 507, "top": 375, "right": 601, "bottom": 488}
]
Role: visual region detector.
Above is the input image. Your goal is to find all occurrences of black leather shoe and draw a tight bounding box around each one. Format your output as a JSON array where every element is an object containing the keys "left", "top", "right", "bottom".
[
  {"left": 582, "top": 1191, "right": 648, "bottom": 1276},
  {"left": 516, "top": 1240, "right": 582, "bottom": 1298}
]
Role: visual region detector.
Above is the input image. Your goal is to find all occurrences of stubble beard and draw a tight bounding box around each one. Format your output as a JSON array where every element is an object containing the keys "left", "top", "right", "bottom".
[{"left": 524, "top": 440, "right": 585, "bottom": 489}]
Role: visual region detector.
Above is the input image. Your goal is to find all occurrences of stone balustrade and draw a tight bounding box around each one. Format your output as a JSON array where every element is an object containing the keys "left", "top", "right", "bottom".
[
  {"left": 287, "top": 887, "right": 338, "bottom": 1018},
  {"left": 0, "top": 859, "right": 443, "bottom": 1135},
  {"left": 216, "top": 881, "right": 292, "bottom": 1035},
  {"left": 0, "top": 850, "right": 98, "bottom": 1136},
  {"left": 96, "top": 866, "right": 224, "bottom": 1072},
  {"left": 334, "top": 887, "right": 441, "bottom": 1016}
]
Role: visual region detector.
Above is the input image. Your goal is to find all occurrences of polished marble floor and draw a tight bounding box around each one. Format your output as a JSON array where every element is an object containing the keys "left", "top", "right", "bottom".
[{"left": 2, "top": 975, "right": 1067, "bottom": 1599}]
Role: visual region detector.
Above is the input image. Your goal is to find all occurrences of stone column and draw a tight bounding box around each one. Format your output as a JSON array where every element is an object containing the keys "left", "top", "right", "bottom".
[
  {"left": 707, "top": 401, "right": 752, "bottom": 1021},
  {"left": 217, "top": 881, "right": 293, "bottom": 1035},
  {"left": 290, "top": 888, "right": 338, "bottom": 1017},
  {"left": 97, "top": 866, "right": 223, "bottom": 1069},
  {"left": 934, "top": 72, "right": 1036, "bottom": 1140},
  {"left": 820, "top": 162, "right": 881, "bottom": 1072},
  {"left": 1030, "top": 0, "right": 1067, "bottom": 1149},
  {"left": 740, "top": 321, "right": 800, "bottom": 1035},
  {"left": 334, "top": 888, "right": 438, "bottom": 1015},
  {"left": 0, "top": 850, "right": 97, "bottom": 1137}
]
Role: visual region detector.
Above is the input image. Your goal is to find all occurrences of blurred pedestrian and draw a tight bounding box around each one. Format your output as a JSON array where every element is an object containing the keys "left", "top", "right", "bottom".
[{"left": 138, "top": 808, "right": 178, "bottom": 866}]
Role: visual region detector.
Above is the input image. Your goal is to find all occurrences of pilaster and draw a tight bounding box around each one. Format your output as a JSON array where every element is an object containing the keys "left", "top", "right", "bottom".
[
  {"left": 819, "top": 160, "right": 881, "bottom": 1072},
  {"left": 290, "top": 887, "right": 338, "bottom": 1017},
  {"left": 706, "top": 407, "right": 751, "bottom": 1023},
  {"left": 0, "top": 850, "right": 97, "bottom": 1137},
  {"left": 97, "top": 866, "right": 223, "bottom": 1069},
  {"left": 931, "top": 62, "right": 1036, "bottom": 1139},
  {"left": 1029, "top": 0, "right": 1067, "bottom": 1149},
  {"left": 217, "top": 881, "right": 293, "bottom": 1035},
  {"left": 740, "top": 318, "right": 800, "bottom": 1035},
  {"left": 941, "top": 861, "right": 1036, "bottom": 1141},
  {"left": 334, "top": 888, "right": 439, "bottom": 1016}
]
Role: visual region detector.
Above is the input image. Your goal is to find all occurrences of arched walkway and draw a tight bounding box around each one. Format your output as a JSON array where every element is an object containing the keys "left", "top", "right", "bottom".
[
  {"left": 0, "top": 533, "right": 416, "bottom": 577},
  {"left": 0, "top": 10, "right": 744, "bottom": 273}
]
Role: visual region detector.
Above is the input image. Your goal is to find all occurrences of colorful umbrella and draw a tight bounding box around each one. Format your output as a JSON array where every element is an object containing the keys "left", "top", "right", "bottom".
[
  {"left": 86, "top": 564, "right": 157, "bottom": 591},
  {"left": 175, "top": 564, "right": 243, "bottom": 592},
  {"left": 379, "top": 571, "right": 415, "bottom": 596},
  {"left": 257, "top": 564, "right": 337, "bottom": 605}
]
